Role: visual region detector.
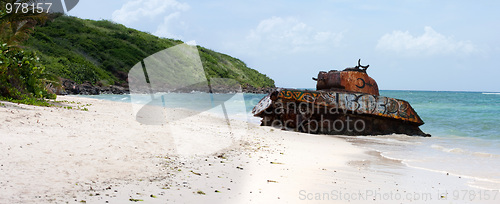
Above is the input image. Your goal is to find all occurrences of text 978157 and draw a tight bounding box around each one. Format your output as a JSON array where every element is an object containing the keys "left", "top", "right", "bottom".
[{"left": 5, "top": 2, "right": 52, "bottom": 14}]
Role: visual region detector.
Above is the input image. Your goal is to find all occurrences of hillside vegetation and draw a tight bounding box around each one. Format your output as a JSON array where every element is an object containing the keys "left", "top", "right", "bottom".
[{"left": 24, "top": 15, "right": 275, "bottom": 88}]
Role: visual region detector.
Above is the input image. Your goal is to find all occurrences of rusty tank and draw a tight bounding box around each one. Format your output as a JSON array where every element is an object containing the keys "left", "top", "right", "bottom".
[{"left": 252, "top": 59, "right": 430, "bottom": 136}]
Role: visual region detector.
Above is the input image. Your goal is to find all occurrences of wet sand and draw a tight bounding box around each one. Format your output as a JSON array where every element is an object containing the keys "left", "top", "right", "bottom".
[{"left": 0, "top": 96, "right": 497, "bottom": 203}]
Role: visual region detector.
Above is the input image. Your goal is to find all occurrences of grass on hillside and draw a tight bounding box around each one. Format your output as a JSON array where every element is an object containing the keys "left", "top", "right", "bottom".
[{"left": 25, "top": 15, "right": 275, "bottom": 88}]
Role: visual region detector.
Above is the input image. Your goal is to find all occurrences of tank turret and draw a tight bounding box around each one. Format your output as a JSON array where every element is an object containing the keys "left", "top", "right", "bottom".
[{"left": 313, "top": 59, "right": 379, "bottom": 95}]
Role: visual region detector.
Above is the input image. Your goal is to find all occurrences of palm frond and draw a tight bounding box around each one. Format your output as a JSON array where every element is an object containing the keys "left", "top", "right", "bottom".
[{"left": 0, "top": 0, "right": 48, "bottom": 45}]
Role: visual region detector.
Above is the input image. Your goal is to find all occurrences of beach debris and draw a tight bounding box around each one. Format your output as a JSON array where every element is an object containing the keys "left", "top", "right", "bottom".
[
  {"left": 216, "top": 153, "right": 227, "bottom": 159},
  {"left": 196, "top": 190, "right": 206, "bottom": 195},
  {"left": 252, "top": 59, "right": 430, "bottom": 136},
  {"left": 267, "top": 180, "right": 278, "bottom": 183},
  {"left": 129, "top": 198, "right": 143, "bottom": 202},
  {"left": 150, "top": 194, "right": 157, "bottom": 198},
  {"left": 236, "top": 166, "right": 244, "bottom": 170},
  {"left": 270, "top": 161, "right": 283, "bottom": 165},
  {"left": 190, "top": 170, "right": 202, "bottom": 176}
]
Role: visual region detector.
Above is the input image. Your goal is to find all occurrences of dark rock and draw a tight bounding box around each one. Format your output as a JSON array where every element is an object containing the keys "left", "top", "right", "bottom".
[
  {"left": 57, "top": 78, "right": 128, "bottom": 95},
  {"left": 241, "top": 84, "right": 275, "bottom": 94},
  {"left": 56, "top": 78, "right": 273, "bottom": 95}
]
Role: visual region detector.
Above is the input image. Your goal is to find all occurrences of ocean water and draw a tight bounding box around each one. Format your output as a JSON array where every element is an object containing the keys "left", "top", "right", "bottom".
[
  {"left": 78, "top": 90, "right": 500, "bottom": 190},
  {"left": 344, "top": 91, "right": 500, "bottom": 190}
]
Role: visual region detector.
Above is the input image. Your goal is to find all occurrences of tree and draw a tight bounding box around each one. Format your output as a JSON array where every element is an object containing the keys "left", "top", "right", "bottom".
[{"left": 0, "top": 0, "right": 56, "bottom": 101}]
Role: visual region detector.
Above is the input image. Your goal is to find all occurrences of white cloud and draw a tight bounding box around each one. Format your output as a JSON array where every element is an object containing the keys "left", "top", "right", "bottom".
[
  {"left": 112, "top": 0, "right": 189, "bottom": 38},
  {"left": 246, "top": 16, "right": 343, "bottom": 53},
  {"left": 376, "top": 26, "right": 477, "bottom": 56},
  {"left": 152, "top": 12, "right": 183, "bottom": 39}
]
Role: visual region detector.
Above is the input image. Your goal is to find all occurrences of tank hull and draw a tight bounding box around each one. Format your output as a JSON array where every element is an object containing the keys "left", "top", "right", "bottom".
[{"left": 252, "top": 89, "right": 430, "bottom": 136}]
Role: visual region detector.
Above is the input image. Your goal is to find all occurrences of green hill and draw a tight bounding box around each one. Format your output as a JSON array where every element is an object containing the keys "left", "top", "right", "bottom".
[{"left": 24, "top": 15, "right": 275, "bottom": 88}]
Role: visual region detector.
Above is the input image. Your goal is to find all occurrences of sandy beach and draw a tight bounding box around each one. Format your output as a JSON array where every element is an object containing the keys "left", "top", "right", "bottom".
[{"left": 1, "top": 96, "right": 497, "bottom": 203}]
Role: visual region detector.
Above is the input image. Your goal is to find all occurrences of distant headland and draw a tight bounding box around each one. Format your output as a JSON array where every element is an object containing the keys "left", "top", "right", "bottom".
[{"left": 25, "top": 15, "right": 275, "bottom": 95}]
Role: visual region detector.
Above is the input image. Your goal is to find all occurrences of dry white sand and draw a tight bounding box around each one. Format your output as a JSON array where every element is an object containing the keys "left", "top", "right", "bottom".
[{"left": 1, "top": 96, "right": 497, "bottom": 203}]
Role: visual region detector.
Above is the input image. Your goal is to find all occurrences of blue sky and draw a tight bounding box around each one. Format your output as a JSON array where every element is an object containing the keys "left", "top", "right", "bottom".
[{"left": 68, "top": 0, "right": 500, "bottom": 92}]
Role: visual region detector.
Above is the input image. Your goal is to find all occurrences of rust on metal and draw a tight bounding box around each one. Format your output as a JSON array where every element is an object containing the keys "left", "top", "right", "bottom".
[
  {"left": 253, "top": 59, "right": 429, "bottom": 136},
  {"left": 273, "top": 89, "right": 423, "bottom": 125},
  {"left": 314, "top": 59, "right": 379, "bottom": 95}
]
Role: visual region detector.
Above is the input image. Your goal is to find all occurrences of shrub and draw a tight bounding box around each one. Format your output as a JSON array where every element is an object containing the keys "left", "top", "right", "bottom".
[{"left": 0, "top": 42, "right": 56, "bottom": 100}]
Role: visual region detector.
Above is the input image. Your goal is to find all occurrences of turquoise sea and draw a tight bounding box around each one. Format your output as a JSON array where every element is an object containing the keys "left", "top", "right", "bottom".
[
  {"left": 80, "top": 90, "right": 500, "bottom": 190},
  {"left": 346, "top": 91, "right": 500, "bottom": 190}
]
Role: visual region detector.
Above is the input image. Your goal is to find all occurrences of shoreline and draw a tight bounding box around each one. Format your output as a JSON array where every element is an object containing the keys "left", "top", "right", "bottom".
[
  {"left": 1, "top": 96, "right": 498, "bottom": 203},
  {"left": 52, "top": 78, "right": 275, "bottom": 95},
  {"left": 341, "top": 135, "right": 500, "bottom": 192}
]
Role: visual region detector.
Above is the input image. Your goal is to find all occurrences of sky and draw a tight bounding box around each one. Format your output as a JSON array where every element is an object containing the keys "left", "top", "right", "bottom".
[{"left": 67, "top": 0, "right": 500, "bottom": 92}]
